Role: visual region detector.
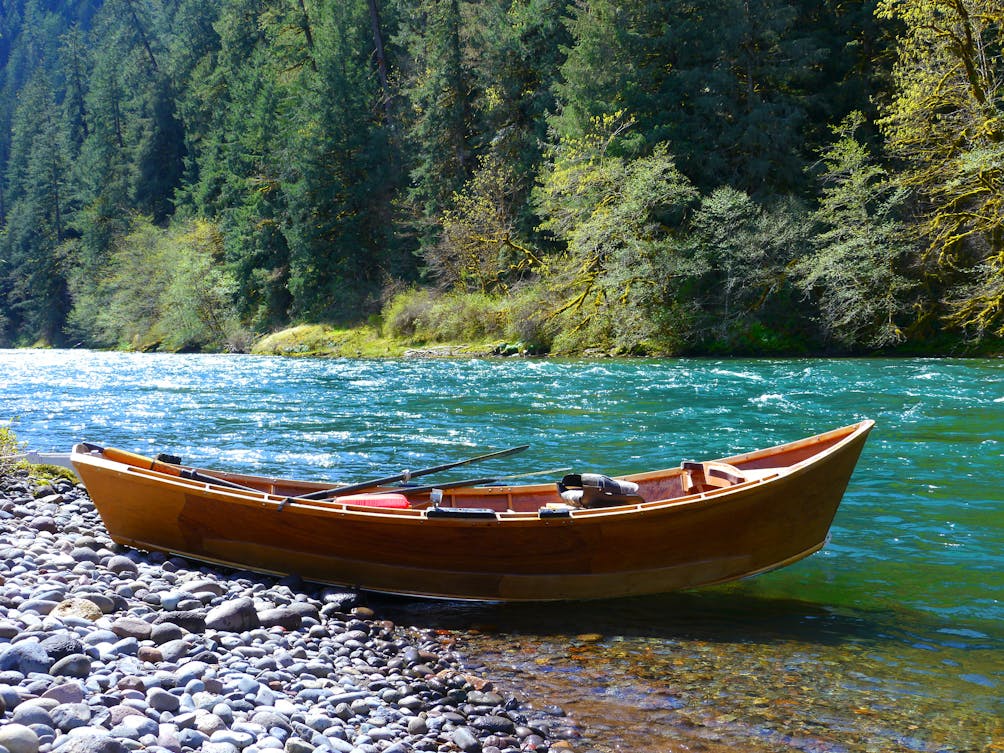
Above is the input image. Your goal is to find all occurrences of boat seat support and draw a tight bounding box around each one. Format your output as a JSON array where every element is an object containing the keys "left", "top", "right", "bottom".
[{"left": 682, "top": 460, "right": 746, "bottom": 493}]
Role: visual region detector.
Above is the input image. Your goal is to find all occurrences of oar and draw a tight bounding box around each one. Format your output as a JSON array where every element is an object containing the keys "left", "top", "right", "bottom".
[
  {"left": 362, "top": 466, "right": 572, "bottom": 498},
  {"left": 292, "top": 444, "right": 531, "bottom": 501},
  {"left": 179, "top": 468, "right": 262, "bottom": 494}
]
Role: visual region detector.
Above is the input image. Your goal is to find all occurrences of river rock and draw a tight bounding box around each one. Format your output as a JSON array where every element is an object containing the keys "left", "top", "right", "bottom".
[
  {"left": 74, "top": 593, "right": 118, "bottom": 614},
  {"left": 12, "top": 703, "right": 55, "bottom": 727},
  {"left": 105, "top": 556, "right": 139, "bottom": 576},
  {"left": 178, "top": 580, "right": 225, "bottom": 596},
  {"left": 0, "top": 641, "right": 52, "bottom": 674},
  {"left": 451, "top": 726, "right": 482, "bottom": 753},
  {"left": 149, "top": 622, "right": 184, "bottom": 644},
  {"left": 146, "top": 687, "right": 180, "bottom": 713},
  {"left": 49, "top": 702, "right": 92, "bottom": 732},
  {"left": 50, "top": 599, "right": 103, "bottom": 622},
  {"left": 40, "top": 681, "right": 85, "bottom": 704},
  {"left": 50, "top": 654, "right": 92, "bottom": 678},
  {"left": 40, "top": 634, "right": 85, "bottom": 661},
  {"left": 57, "top": 730, "right": 130, "bottom": 753},
  {"left": 257, "top": 607, "right": 301, "bottom": 630},
  {"left": 205, "top": 599, "right": 260, "bottom": 632},
  {"left": 0, "top": 724, "right": 39, "bottom": 753},
  {"left": 155, "top": 611, "right": 205, "bottom": 633},
  {"left": 0, "top": 468, "right": 567, "bottom": 753},
  {"left": 110, "top": 616, "right": 152, "bottom": 640}
]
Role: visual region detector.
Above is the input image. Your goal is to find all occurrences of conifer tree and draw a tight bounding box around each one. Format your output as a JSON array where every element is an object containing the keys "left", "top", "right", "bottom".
[
  {"left": 1, "top": 73, "right": 72, "bottom": 343},
  {"left": 283, "top": 0, "right": 395, "bottom": 319},
  {"left": 398, "top": 0, "right": 470, "bottom": 227}
]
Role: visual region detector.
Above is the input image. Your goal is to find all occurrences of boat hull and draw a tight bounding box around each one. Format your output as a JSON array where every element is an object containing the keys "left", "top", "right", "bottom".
[{"left": 71, "top": 421, "right": 873, "bottom": 601}]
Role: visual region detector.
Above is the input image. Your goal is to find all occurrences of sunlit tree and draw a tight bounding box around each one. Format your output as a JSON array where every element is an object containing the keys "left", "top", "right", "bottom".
[
  {"left": 878, "top": 0, "right": 1004, "bottom": 336},
  {"left": 796, "top": 112, "right": 917, "bottom": 348}
]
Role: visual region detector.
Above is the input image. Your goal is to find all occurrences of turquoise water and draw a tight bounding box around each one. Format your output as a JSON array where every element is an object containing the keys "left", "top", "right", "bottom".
[{"left": 2, "top": 351, "right": 1002, "bottom": 751}]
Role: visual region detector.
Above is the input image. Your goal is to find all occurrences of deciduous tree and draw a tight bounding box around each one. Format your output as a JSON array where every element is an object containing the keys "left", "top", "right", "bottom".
[
  {"left": 795, "top": 112, "right": 916, "bottom": 348},
  {"left": 878, "top": 0, "right": 1004, "bottom": 336}
]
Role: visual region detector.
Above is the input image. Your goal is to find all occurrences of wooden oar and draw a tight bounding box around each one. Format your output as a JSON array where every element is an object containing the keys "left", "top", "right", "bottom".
[
  {"left": 179, "top": 468, "right": 262, "bottom": 493},
  {"left": 362, "top": 466, "right": 572, "bottom": 498},
  {"left": 292, "top": 444, "right": 531, "bottom": 501}
]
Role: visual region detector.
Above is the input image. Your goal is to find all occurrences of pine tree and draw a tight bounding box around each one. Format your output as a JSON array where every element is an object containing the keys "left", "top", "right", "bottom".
[
  {"left": 398, "top": 0, "right": 470, "bottom": 226},
  {"left": 1, "top": 73, "right": 72, "bottom": 343}
]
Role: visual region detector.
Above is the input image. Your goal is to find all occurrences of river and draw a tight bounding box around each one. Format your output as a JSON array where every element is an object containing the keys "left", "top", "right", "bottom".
[{"left": 1, "top": 350, "right": 1001, "bottom": 752}]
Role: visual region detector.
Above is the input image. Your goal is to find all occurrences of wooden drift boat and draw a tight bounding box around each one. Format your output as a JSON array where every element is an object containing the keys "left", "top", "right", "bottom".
[{"left": 70, "top": 420, "right": 873, "bottom": 602}]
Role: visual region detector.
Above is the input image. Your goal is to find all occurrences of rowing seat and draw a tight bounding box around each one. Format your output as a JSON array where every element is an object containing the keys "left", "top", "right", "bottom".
[
  {"left": 681, "top": 461, "right": 772, "bottom": 494},
  {"left": 681, "top": 461, "right": 783, "bottom": 494}
]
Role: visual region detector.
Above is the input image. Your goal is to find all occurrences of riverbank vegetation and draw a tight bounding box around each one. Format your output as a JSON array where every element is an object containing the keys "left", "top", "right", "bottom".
[{"left": 1, "top": 0, "right": 1002, "bottom": 356}]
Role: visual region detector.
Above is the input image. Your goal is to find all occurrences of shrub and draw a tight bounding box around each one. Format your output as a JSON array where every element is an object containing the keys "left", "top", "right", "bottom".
[
  {"left": 0, "top": 424, "right": 26, "bottom": 476},
  {"left": 383, "top": 288, "right": 439, "bottom": 339}
]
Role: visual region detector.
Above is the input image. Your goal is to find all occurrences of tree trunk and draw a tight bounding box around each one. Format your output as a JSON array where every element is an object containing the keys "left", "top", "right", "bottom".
[{"left": 368, "top": 0, "right": 392, "bottom": 121}]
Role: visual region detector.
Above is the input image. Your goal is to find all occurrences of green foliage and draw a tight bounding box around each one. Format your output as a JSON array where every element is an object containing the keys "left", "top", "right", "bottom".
[
  {"left": 535, "top": 118, "right": 699, "bottom": 353},
  {"left": 795, "top": 113, "right": 917, "bottom": 349},
  {"left": 0, "top": 423, "right": 75, "bottom": 481},
  {"left": 551, "top": 0, "right": 842, "bottom": 195},
  {"left": 383, "top": 287, "right": 508, "bottom": 342},
  {"left": 433, "top": 153, "right": 541, "bottom": 293},
  {"left": 0, "top": 423, "right": 26, "bottom": 477},
  {"left": 251, "top": 323, "right": 404, "bottom": 357},
  {"left": 686, "top": 187, "right": 810, "bottom": 345},
  {"left": 878, "top": 0, "right": 1004, "bottom": 336},
  {"left": 396, "top": 0, "right": 470, "bottom": 225},
  {"left": 1, "top": 72, "right": 73, "bottom": 344},
  {"left": 0, "top": 0, "right": 999, "bottom": 355},
  {"left": 383, "top": 287, "right": 438, "bottom": 339},
  {"left": 67, "top": 216, "right": 245, "bottom": 351}
]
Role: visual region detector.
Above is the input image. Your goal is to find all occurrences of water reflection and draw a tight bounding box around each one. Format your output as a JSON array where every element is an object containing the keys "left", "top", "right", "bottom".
[
  {"left": 374, "top": 583, "right": 1003, "bottom": 657},
  {"left": 375, "top": 587, "right": 888, "bottom": 646}
]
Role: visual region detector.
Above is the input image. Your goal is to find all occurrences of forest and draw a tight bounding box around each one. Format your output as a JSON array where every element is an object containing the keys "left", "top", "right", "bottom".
[{"left": 0, "top": 0, "right": 1002, "bottom": 356}]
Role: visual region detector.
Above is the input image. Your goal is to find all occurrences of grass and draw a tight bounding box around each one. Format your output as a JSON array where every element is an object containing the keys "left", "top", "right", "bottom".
[
  {"left": 251, "top": 323, "right": 410, "bottom": 358},
  {"left": 0, "top": 424, "right": 76, "bottom": 482}
]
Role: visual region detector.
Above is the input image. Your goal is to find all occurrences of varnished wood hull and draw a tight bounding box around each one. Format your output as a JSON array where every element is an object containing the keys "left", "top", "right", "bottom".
[{"left": 71, "top": 420, "right": 873, "bottom": 601}]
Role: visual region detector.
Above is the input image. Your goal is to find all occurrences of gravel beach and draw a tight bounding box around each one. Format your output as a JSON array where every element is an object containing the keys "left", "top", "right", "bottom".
[{"left": 0, "top": 468, "right": 578, "bottom": 753}]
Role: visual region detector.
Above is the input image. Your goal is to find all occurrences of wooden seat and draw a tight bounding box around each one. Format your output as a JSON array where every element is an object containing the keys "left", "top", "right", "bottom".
[{"left": 681, "top": 461, "right": 781, "bottom": 494}]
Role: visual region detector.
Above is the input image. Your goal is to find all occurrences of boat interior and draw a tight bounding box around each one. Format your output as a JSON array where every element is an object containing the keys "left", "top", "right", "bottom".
[{"left": 75, "top": 423, "right": 860, "bottom": 516}]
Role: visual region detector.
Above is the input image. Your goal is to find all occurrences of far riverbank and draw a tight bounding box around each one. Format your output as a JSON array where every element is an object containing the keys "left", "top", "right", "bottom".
[{"left": 245, "top": 323, "right": 1004, "bottom": 360}]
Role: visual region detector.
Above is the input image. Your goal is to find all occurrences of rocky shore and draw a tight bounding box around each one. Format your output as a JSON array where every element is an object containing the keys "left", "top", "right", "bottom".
[{"left": 0, "top": 469, "right": 578, "bottom": 753}]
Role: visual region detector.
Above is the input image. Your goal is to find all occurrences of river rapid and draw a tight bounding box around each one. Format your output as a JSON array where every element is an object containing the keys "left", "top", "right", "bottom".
[{"left": 2, "top": 350, "right": 1001, "bottom": 752}]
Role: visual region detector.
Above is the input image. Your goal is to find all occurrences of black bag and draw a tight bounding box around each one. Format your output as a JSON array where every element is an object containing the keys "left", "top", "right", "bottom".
[{"left": 556, "top": 473, "right": 643, "bottom": 508}]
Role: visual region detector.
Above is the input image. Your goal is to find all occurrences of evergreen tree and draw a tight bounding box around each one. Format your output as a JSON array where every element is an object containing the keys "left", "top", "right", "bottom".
[
  {"left": 283, "top": 0, "right": 396, "bottom": 319},
  {"left": 180, "top": 0, "right": 294, "bottom": 328},
  {"left": 397, "top": 0, "right": 470, "bottom": 227},
  {"left": 1, "top": 73, "right": 72, "bottom": 343},
  {"left": 553, "top": 0, "right": 848, "bottom": 195}
]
